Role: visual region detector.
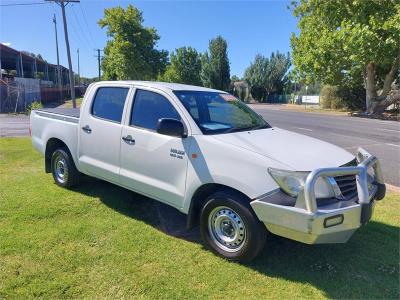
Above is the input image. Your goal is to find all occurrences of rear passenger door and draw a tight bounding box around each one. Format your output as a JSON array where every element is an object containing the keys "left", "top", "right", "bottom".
[
  {"left": 119, "top": 88, "right": 191, "bottom": 208},
  {"left": 79, "top": 85, "right": 131, "bottom": 183}
]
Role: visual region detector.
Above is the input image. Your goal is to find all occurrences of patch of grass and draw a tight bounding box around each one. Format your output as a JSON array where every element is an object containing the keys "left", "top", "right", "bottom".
[
  {"left": 63, "top": 98, "right": 83, "bottom": 108},
  {"left": 285, "top": 104, "right": 350, "bottom": 115},
  {"left": 0, "top": 137, "right": 399, "bottom": 299},
  {"left": 250, "top": 104, "right": 350, "bottom": 116}
]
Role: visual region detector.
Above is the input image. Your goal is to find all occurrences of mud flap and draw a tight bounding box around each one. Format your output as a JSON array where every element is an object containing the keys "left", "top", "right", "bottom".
[
  {"left": 360, "top": 201, "right": 374, "bottom": 225},
  {"left": 374, "top": 183, "right": 386, "bottom": 200}
]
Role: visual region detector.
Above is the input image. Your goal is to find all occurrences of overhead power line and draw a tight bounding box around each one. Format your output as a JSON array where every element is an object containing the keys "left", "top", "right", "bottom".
[
  {"left": 52, "top": 2, "right": 80, "bottom": 49},
  {"left": 0, "top": 2, "right": 48, "bottom": 6},
  {"left": 68, "top": 10, "right": 92, "bottom": 52},
  {"left": 79, "top": 4, "right": 97, "bottom": 48},
  {"left": 70, "top": 4, "right": 94, "bottom": 50}
]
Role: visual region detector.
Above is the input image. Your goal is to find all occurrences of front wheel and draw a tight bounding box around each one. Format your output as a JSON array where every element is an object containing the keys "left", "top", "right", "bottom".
[
  {"left": 200, "top": 190, "right": 267, "bottom": 262},
  {"left": 51, "top": 147, "right": 80, "bottom": 188}
]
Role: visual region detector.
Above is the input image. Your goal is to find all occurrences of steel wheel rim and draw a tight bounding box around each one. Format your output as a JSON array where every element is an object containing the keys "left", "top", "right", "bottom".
[
  {"left": 208, "top": 206, "right": 246, "bottom": 252},
  {"left": 54, "top": 154, "right": 68, "bottom": 184}
]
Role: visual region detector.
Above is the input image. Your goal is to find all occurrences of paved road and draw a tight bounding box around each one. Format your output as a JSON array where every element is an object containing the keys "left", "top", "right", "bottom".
[
  {"left": 0, "top": 114, "right": 30, "bottom": 137},
  {"left": 250, "top": 105, "right": 400, "bottom": 187},
  {"left": 1, "top": 108, "right": 399, "bottom": 186}
]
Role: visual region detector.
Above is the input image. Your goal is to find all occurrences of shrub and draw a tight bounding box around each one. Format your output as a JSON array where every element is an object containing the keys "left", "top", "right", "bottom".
[
  {"left": 320, "top": 85, "right": 341, "bottom": 109},
  {"left": 250, "top": 86, "right": 266, "bottom": 102},
  {"left": 330, "top": 97, "right": 346, "bottom": 110},
  {"left": 26, "top": 101, "right": 43, "bottom": 115},
  {"left": 338, "top": 85, "right": 365, "bottom": 111},
  {"left": 320, "top": 84, "right": 365, "bottom": 111}
]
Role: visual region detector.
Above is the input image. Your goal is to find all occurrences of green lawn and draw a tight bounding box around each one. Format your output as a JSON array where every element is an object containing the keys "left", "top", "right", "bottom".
[{"left": 0, "top": 137, "right": 399, "bottom": 299}]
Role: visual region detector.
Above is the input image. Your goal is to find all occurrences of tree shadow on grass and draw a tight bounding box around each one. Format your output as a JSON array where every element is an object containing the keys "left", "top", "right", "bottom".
[{"left": 73, "top": 176, "right": 399, "bottom": 299}]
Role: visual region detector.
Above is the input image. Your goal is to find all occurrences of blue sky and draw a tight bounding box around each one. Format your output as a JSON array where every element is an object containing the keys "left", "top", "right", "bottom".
[{"left": 0, "top": 0, "right": 298, "bottom": 78}]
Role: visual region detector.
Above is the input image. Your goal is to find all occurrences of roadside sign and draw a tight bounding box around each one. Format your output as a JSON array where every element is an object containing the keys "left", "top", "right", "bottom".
[{"left": 302, "top": 95, "right": 319, "bottom": 104}]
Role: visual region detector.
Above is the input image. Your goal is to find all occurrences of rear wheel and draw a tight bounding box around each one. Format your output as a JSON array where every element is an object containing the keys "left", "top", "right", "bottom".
[
  {"left": 200, "top": 190, "right": 267, "bottom": 262},
  {"left": 51, "top": 147, "right": 80, "bottom": 188}
]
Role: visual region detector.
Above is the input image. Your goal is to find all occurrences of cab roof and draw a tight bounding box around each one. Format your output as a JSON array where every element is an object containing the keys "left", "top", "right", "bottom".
[{"left": 95, "top": 81, "right": 227, "bottom": 94}]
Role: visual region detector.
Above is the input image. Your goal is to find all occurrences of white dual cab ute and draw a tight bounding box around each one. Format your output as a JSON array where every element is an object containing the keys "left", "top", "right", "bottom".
[{"left": 31, "top": 81, "right": 386, "bottom": 261}]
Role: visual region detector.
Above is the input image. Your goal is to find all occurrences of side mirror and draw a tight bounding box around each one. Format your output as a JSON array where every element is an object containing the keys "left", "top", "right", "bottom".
[{"left": 157, "top": 118, "right": 187, "bottom": 138}]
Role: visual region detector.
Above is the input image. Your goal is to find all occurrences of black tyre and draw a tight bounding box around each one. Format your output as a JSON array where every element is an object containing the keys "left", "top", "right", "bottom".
[
  {"left": 51, "top": 147, "right": 80, "bottom": 188},
  {"left": 200, "top": 190, "right": 267, "bottom": 262}
]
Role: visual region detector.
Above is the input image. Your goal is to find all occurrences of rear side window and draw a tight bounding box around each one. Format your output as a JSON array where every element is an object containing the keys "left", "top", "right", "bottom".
[
  {"left": 91, "top": 87, "right": 129, "bottom": 122},
  {"left": 130, "top": 89, "right": 180, "bottom": 131}
]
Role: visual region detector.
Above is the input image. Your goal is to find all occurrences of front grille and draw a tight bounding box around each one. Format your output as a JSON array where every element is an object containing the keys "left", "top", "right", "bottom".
[{"left": 334, "top": 174, "right": 357, "bottom": 199}]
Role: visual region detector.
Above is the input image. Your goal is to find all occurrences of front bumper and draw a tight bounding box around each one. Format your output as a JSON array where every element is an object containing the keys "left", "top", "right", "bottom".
[{"left": 250, "top": 148, "right": 386, "bottom": 244}]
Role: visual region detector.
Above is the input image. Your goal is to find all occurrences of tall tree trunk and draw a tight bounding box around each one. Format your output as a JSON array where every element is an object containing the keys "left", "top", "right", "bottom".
[
  {"left": 365, "top": 52, "right": 400, "bottom": 114},
  {"left": 365, "top": 62, "right": 377, "bottom": 113}
]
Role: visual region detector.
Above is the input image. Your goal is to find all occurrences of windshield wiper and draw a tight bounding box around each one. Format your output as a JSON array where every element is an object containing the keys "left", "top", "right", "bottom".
[
  {"left": 224, "top": 126, "right": 256, "bottom": 133},
  {"left": 251, "top": 124, "right": 271, "bottom": 130},
  {"left": 224, "top": 124, "right": 270, "bottom": 133}
]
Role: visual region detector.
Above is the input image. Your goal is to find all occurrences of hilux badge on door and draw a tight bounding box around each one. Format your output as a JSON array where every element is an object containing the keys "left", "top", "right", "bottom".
[{"left": 170, "top": 148, "right": 185, "bottom": 159}]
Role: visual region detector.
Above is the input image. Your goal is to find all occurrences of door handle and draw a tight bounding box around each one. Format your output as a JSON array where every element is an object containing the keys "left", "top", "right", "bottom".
[
  {"left": 122, "top": 135, "right": 135, "bottom": 144},
  {"left": 82, "top": 125, "right": 92, "bottom": 133}
]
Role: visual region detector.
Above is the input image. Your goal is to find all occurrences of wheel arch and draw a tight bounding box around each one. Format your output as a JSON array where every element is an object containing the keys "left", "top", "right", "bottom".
[
  {"left": 45, "top": 138, "right": 71, "bottom": 173},
  {"left": 186, "top": 183, "right": 253, "bottom": 229}
]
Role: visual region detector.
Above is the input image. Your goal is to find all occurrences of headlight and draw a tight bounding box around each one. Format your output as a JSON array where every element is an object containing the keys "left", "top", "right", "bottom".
[
  {"left": 268, "top": 168, "right": 335, "bottom": 198},
  {"left": 268, "top": 168, "right": 308, "bottom": 197}
]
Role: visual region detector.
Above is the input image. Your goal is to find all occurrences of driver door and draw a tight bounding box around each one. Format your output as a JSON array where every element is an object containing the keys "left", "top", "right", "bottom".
[{"left": 119, "top": 88, "right": 191, "bottom": 208}]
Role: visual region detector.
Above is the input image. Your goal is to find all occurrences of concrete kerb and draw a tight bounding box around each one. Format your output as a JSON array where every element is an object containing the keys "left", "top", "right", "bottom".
[{"left": 386, "top": 183, "right": 400, "bottom": 194}]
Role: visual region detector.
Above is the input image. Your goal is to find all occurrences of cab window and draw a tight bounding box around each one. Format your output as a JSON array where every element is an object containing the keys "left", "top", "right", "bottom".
[
  {"left": 91, "top": 87, "right": 129, "bottom": 123},
  {"left": 130, "top": 89, "right": 180, "bottom": 131}
]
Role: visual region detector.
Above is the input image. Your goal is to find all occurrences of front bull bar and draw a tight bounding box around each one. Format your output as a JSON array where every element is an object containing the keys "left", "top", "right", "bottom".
[
  {"left": 304, "top": 148, "right": 385, "bottom": 214},
  {"left": 250, "top": 148, "right": 385, "bottom": 244}
]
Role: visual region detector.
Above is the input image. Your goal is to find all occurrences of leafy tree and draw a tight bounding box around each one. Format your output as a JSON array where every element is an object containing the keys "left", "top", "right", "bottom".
[
  {"left": 80, "top": 77, "right": 99, "bottom": 85},
  {"left": 231, "top": 75, "right": 241, "bottom": 82},
  {"left": 231, "top": 81, "right": 249, "bottom": 101},
  {"left": 297, "top": 82, "right": 321, "bottom": 95},
  {"left": 291, "top": 0, "right": 400, "bottom": 114},
  {"left": 99, "top": 5, "right": 168, "bottom": 80},
  {"left": 244, "top": 54, "right": 268, "bottom": 101},
  {"left": 266, "top": 52, "right": 291, "bottom": 95},
  {"left": 158, "top": 47, "right": 202, "bottom": 85},
  {"left": 200, "top": 52, "right": 213, "bottom": 87},
  {"left": 229, "top": 75, "right": 244, "bottom": 96},
  {"left": 158, "top": 65, "right": 179, "bottom": 83},
  {"left": 201, "top": 36, "right": 231, "bottom": 91},
  {"left": 244, "top": 52, "right": 291, "bottom": 101}
]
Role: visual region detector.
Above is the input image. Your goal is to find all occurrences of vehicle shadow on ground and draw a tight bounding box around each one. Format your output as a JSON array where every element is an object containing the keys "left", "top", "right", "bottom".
[
  {"left": 75, "top": 176, "right": 201, "bottom": 241},
  {"left": 73, "top": 176, "right": 399, "bottom": 299}
]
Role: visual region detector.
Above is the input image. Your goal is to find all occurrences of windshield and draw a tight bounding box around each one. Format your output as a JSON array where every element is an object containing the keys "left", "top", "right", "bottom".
[{"left": 174, "top": 91, "right": 270, "bottom": 135}]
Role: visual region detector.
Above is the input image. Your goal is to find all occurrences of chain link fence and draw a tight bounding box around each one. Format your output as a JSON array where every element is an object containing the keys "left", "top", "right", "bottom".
[{"left": 0, "top": 78, "right": 85, "bottom": 113}]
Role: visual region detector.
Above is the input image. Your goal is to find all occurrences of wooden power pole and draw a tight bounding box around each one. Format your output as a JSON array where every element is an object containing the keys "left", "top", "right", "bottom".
[
  {"left": 52, "top": 13, "right": 62, "bottom": 101},
  {"left": 77, "top": 48, "right": 80, "bottom": 85},
  {"left": 46, "top": 0, "right": 79, "bottom": 108},
  {"left": 53, "top": 14, "right": 61, "bottom": 85},
  {"left": 95, "top": 49, "right": 102, "bottom": 81}
]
